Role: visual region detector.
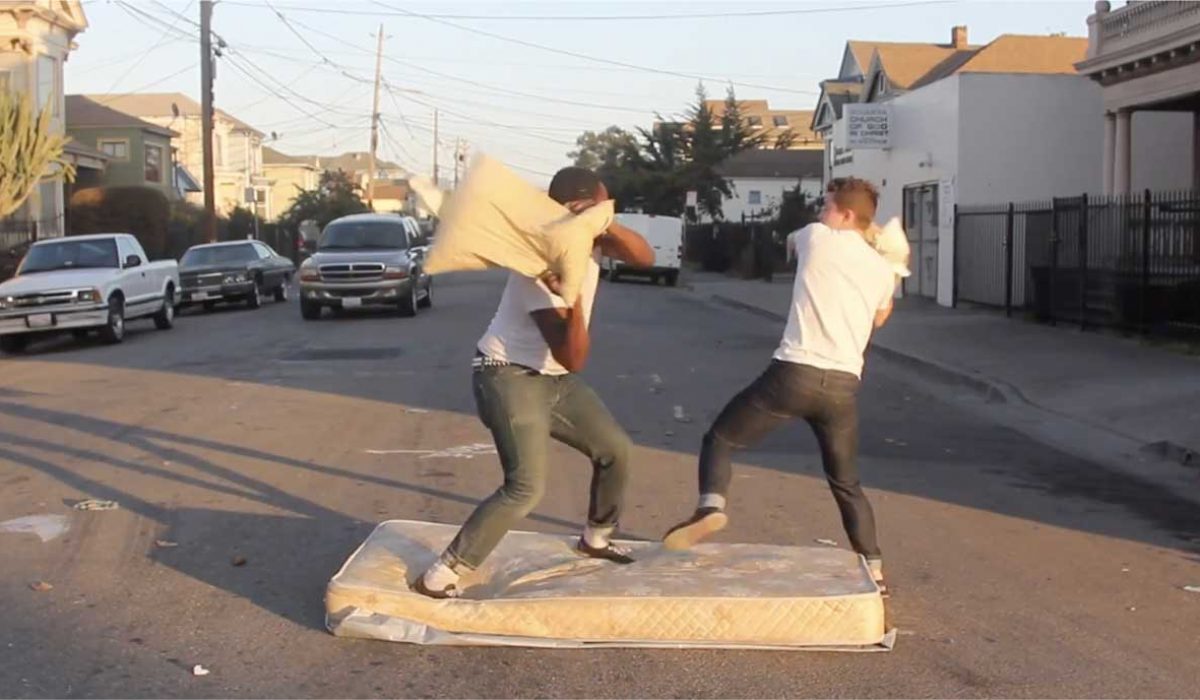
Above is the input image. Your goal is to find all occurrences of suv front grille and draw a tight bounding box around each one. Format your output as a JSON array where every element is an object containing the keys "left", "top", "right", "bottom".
[{"left": 319, "top": 263, "right": 385, "bottom": 283}]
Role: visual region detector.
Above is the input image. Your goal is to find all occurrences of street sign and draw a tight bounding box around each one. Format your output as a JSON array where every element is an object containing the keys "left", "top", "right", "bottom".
[{"left": 685, "top": 191, "right": 697, "bottom": 208}]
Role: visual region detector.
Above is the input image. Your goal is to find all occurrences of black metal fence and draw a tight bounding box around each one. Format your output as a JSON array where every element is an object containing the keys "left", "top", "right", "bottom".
[
  {"left": 684, "top": 221, "right": 791, "bottom": 280},
  {"left": 955, "top": 189, "right": 1200, "bottom": 337},
  {"left": 1, "top": 219, "right": 38, "bottom": 282}
]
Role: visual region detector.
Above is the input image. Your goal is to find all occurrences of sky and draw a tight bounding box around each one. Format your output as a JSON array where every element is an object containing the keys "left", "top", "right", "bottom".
[{"left": 66, "top": 0, "right": 1095, "bottom": 185}]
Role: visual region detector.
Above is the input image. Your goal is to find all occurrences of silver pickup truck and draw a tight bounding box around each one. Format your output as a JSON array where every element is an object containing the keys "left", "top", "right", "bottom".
[
  {"left": 0, "top": 234, "right": 179, "bottom": 353},
  {"left": 297, "top": 213, "right": 432, "bottom": 320}
]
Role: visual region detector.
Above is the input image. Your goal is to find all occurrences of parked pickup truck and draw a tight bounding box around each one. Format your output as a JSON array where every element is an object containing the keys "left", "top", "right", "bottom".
[
  {"left": 297, "top": 213, "right": 432, "bottom": 320},
  {"left": 0, "top": 234, "right": 179, "bottom": 353}
]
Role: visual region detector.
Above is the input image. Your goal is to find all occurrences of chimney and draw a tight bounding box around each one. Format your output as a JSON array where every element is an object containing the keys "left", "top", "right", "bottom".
[{"left": 952, "top": 25, "right": 968, "bottom": 49}]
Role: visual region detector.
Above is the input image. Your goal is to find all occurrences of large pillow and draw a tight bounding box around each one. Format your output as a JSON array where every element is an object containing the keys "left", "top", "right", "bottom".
[{"left": 421, "top": 155, "right": 614, "bottom": 305}]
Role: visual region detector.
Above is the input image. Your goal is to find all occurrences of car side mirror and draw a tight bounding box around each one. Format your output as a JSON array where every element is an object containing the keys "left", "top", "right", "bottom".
[{"left": 124, "top": 254, "right": 142, "bottom": 269}]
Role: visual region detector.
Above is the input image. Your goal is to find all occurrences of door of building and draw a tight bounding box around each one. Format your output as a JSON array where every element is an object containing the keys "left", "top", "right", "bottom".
[{"left": 902, "top": 183, "right": 939, "bottom": 298}]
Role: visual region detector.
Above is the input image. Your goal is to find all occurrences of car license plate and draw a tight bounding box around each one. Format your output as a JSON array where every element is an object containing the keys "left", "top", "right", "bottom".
[
  {"left": 192, "top": 291, "right": 212, "bottom": 301},
  {"left": 26, "top": 313, "right": 54, "bottom": 329},
  {"left": 342, "top": 297, "right": 363, "bottom": 309}
]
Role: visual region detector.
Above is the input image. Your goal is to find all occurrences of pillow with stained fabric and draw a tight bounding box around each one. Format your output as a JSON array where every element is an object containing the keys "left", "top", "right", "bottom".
[{"left": 421, "top": 155, "right": 614, "bottom": 306}]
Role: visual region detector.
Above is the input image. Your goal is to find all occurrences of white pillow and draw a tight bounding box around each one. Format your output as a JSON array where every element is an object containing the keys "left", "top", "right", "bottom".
[{"left": 423, "top": 155, "right": 614, "bottom": 306}]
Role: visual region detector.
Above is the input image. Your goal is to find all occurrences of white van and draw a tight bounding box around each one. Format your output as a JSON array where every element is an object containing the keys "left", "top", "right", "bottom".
[{"left": 604, "top": 213, "right": 683, "bottom": 286}]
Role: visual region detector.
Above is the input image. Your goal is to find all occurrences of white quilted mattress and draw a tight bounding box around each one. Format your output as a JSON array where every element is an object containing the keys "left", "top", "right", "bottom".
[{"left": 326, "top": 520, "right": 891, "bottom": 650}]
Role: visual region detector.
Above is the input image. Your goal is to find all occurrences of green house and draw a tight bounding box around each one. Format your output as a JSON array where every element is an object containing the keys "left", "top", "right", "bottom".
[{"left": 65, "top": 94, "right": 186, "bottom": 200}]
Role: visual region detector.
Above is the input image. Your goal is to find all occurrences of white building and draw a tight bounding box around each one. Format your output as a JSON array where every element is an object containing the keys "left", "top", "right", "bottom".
[
  {"left": 1076, "top": 1, "right": 1199, "bottom": 194},
  {"left": 0, "top": 0, "right": 88, "bottom": 239},
  {"left": 814, "top": 27, "right": 1101, "bottom": 306},
  {"left": 713, "top": 150, "right": 824, "bottom": 223}
]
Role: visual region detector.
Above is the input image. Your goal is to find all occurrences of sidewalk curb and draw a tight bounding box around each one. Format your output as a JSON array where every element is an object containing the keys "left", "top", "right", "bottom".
[{"left": 707, "top": 292, "right": 1198, "bottom": 470}]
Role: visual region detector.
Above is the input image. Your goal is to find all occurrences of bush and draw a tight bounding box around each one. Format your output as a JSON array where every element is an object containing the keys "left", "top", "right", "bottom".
[{"left": 68, "top": 186, "right": 170, "bottom": 259}]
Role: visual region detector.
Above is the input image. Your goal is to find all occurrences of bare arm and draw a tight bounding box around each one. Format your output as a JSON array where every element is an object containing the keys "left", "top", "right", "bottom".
[
  {"left": 597, "top": 221, "right": 655, "bottom": 268},
  {"left": 531, "top": 275, "right": 590, "bottom": 372},
  {"left": 874, "top": 299, "right": 894, "bottom": 329}
]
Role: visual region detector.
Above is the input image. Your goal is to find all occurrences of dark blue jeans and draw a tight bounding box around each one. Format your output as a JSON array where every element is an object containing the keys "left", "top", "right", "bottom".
[
  {"left": 444, "top": 365, "right": 633, "bottom": 569},
  {"left": 700, "top": 360, "right": 881, "bottom": 559}
]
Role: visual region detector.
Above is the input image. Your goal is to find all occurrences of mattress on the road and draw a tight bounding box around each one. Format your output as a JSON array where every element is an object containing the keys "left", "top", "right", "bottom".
[{"left": 325, "top": 519, "right": 891, "bottom": 650}]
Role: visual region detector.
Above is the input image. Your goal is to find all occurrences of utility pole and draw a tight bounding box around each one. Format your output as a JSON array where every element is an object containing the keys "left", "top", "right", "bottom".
[
  {"left": 454, "top": 139, "right": 467, "bottom": 189},
  {"left": 200, "top": 0, "right": 216, "bottom": 242},
  {"left": 366, "top": 24, "right": 384, "bottom": 210},
  {"left": 432, "top": 108, "right": 439, "bottom": 187}
]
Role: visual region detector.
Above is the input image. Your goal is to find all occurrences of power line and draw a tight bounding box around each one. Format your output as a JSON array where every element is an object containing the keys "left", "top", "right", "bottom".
[
  {"left": 92, "top": 63, "right": 198, "bottom": 106},
  {"left": 107, "top": 0, "right": 195, "bottom": 94},
  {"left": 374, "top": 2, "right": 821, "bottom": 95},
  {"left": 221, "top": 0, "right": 953, "bottom": 22},
  {"left": 283, "top": 14, "right": 661, "bottom": 115}
]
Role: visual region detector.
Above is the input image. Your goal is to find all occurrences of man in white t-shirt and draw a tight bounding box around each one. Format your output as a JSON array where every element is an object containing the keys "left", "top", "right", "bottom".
[
  {"left": 415, "top": 167, "right": 655, "bottom": 599},
  {"left": 663, "top": 177, "right": 897, "bottom": 594}
]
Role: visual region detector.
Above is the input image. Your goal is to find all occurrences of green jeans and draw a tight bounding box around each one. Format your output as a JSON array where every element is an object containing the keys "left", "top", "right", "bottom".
[{"left": 443, "top": 364, "right": 633, "bottom": 570}]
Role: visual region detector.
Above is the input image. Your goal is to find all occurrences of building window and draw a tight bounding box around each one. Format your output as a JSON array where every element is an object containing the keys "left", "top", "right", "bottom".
[
  {"left": 215, "top": 134, "right": 224, "bottom": 167},
  {"left": 747, "top": 116, "right": 763, "bottom": 129},
  {"left": 36, "top": 55, "right": 60, "bottom": 116},
  {"left": 748, "top": 190, "right": 762, "bottom": 205},
  {"left": 145, "top": 144, "right": 164, "bottom": 183},
  {"left": 99, "top": 139, "right": 129, "bottom": 161},
  {"left": 772, "top": 115, "right": 789, "bottom": 127}
]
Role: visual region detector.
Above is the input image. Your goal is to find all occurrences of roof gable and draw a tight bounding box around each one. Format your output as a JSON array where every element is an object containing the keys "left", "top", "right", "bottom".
[{"left": 65, "top": 95, "right": 177, "bottom": 136}]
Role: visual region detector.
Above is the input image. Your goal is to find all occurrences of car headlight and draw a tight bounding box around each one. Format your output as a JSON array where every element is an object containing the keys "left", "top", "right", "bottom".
[
  {"left": 383, "top": 265, "right": 408, "bottom": 280},
  {"left": 0, "top": 296, "right": 12, "bottom": 311},
  {"left": 223, "top": 272, "right": 248, "bottom": 284},
  {"left": 299, "top": 260, "right": 320, "bottom": 282},
  {"left": 76, "top": 288, "right": 101, "bottom": 303}
]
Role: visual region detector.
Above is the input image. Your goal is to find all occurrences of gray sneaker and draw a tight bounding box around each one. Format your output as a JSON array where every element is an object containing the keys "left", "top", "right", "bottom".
[{"left": 662, "top": 508, "right": 728, "bottom": 551}]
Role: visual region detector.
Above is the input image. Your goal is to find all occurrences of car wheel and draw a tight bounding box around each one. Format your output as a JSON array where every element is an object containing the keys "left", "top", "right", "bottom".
[
  {"left": 300, "top": 299, "right": 322, "bottom": 320},
  {"left": 247, "top": 281, "right": 262, "bottom": 310},
  {"left": 418, "top": 277, "right": 432, "bottom": 309},
  {"left": 154, "top": 287, "right": 175, "bottom": 330},
  {"left": 99, "top": 297, "right": 126, "bottom": 344},
  {"left": 275, "top": 277, "right": 290, "bottom": 303},
  {"left": 0, "top": 334, "right": 29, "bottom": 354},
  {"left": 665, "top": 270, "right": 680, "bottom": 287},
  {"left": 398, "top": 281, "right": 417, "bottom": 317}
]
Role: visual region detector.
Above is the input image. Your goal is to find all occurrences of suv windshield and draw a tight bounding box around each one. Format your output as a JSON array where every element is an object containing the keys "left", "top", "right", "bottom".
[
  {"left": 319, "top": 221, "right": 407, "bottom": 250},
  {"left": 19, "top": 239, "right": 120, "bottom": 274},
  {"left": 181, "top": 244, "right": 258, "bottom": 267}
]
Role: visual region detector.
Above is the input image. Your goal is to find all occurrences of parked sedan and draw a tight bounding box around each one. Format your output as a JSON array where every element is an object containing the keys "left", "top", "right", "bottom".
[{"left": 179, "top": 241, "right": 295, "bottom": 311}]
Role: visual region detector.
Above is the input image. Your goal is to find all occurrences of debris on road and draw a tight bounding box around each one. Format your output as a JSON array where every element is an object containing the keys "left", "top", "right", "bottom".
[
  {"left": 0, "top": 514, "right": 69, "bottom": 542},
  {"left": 29, "top": 581, "right": 53, "bottom": 592},
  {"left": 73, "top": 499, "right": 119, "bottom": 511},
  {"left": 673, "top": 405, "right": 692, "bottom": 423},
  {"left": 664, "top": 430, "right": 675, "bottom": 437},
  {"left": 231, "top": 556, "right": 248, "bottom": 567},
  {"left": 403, "top": 408, "right": 429, "bottom": 414},
  {"left": 1183, "top": 585, "right": 1200, "bottom": 593},
  {"left": 815, "top": 538, "right": 839, "bottom": 547},
  {"left": 650, "top": 374, "right": 663, "bottom": 385},
  {"left": 155, "top": 539, "right": 179, "bottom": 548},
  {"left": 192, "top": 665, "right": 210, "bottom": 677}
]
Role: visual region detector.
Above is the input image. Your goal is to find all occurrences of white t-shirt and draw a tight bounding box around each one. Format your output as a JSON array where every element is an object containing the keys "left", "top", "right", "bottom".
[
  {"left": 477, "top": 253, "right": 601, "bottom": 376},
  {"left": 774, "top": 223, "right": 895, "bottom": 378}
]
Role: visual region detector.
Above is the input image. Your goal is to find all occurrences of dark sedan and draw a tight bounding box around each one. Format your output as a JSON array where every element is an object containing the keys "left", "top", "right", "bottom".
[{"left": 179, "top": 241, "right": 295, "bottom": 311}]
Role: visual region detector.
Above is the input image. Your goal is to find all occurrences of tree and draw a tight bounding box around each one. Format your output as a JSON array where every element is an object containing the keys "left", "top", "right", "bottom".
[
  {"left": 568, "top": 126, "right": 638, "bottom": 172},
  {"left": 718, "top": 86, "right": 768, "bottom": 155},
  {"left": 0, "top": 91, "right": 74, "bottom": 219},
  {"left": 278, "top": 169, "right": 369, "bottom": 234},
  {"left": 773, "top": 129, "right": 799, "bottom": 150}
]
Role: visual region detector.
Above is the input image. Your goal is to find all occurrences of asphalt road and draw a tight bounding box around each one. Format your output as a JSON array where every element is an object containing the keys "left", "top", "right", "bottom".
[{"left": 1, "top": 271, "right": 1197, "bottom": 698}]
